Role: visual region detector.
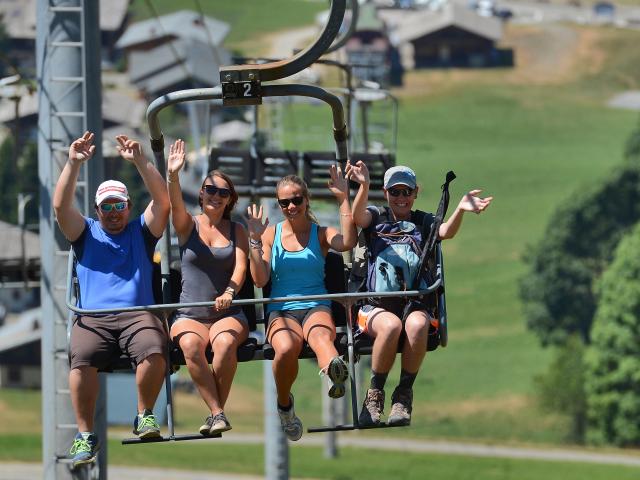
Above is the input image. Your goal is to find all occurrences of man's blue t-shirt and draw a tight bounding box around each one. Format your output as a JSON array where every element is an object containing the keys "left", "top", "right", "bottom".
[{"left": 72, "top": 214, "right": 159, "bottom": 310}]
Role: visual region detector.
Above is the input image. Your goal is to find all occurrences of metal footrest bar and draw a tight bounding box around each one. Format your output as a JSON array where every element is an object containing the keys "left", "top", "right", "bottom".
[
  {"left": 308, "top": 422, "right": 409, "bottom": 433},
  {"left": 121, "top": 432, "right": 222, "bottom": 444}
]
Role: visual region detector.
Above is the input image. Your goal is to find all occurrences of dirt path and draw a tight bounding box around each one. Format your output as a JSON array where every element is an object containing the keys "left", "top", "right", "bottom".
[{"left": 2, "top": 434, "right": 639, "bottom": 479}]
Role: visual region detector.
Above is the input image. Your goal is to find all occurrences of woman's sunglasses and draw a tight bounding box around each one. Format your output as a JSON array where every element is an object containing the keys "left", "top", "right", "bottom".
[
  {"left": 203, "top": 185, "right": 231, "bottom": 198},
  {"left": 99, "top": 201, "right": 128, "bottom": 212},
  {"left": 277, "top": 196, "right": 304, "bottom": 208},
  {"left": 388, "top": 187, "right": 414, "bottom": 197}
]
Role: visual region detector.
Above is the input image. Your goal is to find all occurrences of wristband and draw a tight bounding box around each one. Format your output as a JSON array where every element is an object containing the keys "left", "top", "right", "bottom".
[{"left": 249, "top": 238, "right": 263, "bottom": 249}]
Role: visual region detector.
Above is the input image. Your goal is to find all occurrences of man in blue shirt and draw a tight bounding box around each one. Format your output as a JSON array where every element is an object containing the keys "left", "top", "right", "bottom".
[{"left": 53, "top": 131, "right": 170, "bottom": 468}]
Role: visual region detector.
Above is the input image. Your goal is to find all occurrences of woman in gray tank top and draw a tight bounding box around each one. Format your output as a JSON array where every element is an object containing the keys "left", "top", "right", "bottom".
[{"left": 166, "top": 139, "right": 250, "bottom": 436}]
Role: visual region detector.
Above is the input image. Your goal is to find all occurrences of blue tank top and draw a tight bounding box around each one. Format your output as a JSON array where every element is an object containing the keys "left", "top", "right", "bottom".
[
  {"left": 267, "top": 222, "right": 330, "bottom": 312},
  {"left": 73, "top": 215, "right": 158, "bottom": 310}
]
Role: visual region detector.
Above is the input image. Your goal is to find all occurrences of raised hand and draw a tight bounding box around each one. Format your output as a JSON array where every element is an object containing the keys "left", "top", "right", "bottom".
[
  {"left": 116, "top": 135, "right": 143, "bottom": 165},
  {"left": 458, "top": 190, "right": 493, "bottom": 215},
  {"left": 345, "top": 160, "right": 369, "bottom": 185},
  {"left": 68, "top": 131, "right": 96, "bottom": 165},
  {"left": 167, "top": 139, "right": 186, "bottom": 176},
  {"left": 246, "top": 203, "right": 269, "bottom": 240},
  {"left": 328, "top": 163, "right": 349, "bottom": 201}
]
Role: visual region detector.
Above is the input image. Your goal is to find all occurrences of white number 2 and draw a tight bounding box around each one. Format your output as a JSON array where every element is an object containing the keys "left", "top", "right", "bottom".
[{"left": 243, "top": 83, "right": 252, "bottom": 97}]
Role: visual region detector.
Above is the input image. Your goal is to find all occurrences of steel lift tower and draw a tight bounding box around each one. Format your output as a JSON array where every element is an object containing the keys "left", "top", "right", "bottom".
[{"left": 37, "top": 1, "right": 104, "bottom": 478}]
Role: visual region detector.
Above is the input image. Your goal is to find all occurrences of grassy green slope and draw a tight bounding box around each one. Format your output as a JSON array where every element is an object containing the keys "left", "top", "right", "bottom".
[
  {"left": 2, "top": 433, "right": 639, "bottom": 480},
  {"left": 128, "top": 0, "right": 324, "bottom": 47}
]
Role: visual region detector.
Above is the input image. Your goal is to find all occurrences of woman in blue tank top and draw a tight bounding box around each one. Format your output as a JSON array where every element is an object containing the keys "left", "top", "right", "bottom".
[
  {"left": 247, "top": 167, "right": 357, "bottom": 441},
  {"left": 166, "top": 139, "right": 250, "bottom": 436}
]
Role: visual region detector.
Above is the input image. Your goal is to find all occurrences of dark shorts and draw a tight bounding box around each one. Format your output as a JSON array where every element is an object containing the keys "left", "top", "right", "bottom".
[
  {"left": 69, "top": 311, "right": 167, "bottom": 370},
  {"left": 368, "top": 297, "right": 434, "bottom": 319},
  {"left": 356, "top": 299, "right": 433, "bottom": 337},
  {"left": 172, "top": 310, "right": 249, "bottom": 331},
  {"left": 266, "top": 305, "right": 332, "bottom": 332}
]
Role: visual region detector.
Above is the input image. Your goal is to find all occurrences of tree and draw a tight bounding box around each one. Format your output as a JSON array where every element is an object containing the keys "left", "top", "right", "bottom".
[
  {"left": 534, "top": 335, "right": 587, "bottom": 443},
  {"left": 584, "top": 223, "right": 640, "bottom": 446},
  {"left": 624, "top": 115, "right": 640, "bottom": 164},
  {"left": 0, "top": 135, "right": 18, "bottom": 223},
  {"left": 520, "top": 161, "right": 640, "bottom": 346}
]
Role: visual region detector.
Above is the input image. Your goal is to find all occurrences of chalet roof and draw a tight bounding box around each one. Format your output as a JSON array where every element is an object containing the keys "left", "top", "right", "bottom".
[
  {"left": 0, "top": 308, "right": 41, "bottom": 355},
  {"left": 388, "top": 4, "right": 502, "bottom": 45},
  {"left": 0, "top": 0, "right": 129, "bottom": 39},
  {"left": 126, "top": 37, "right": 230, "bottom": 94},
  {"left": 116, "top": 10, "right": 230, "bottom": 49},
  {"left": 0, "top": 87, "right": 146, "bottom": 128},
  {"left": 0, "top": 221, "right": 39, "bottom": 261}
]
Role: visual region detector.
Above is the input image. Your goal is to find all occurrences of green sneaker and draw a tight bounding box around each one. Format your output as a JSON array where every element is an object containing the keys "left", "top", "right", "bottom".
[
  {"left": 133, "top": 409, "right": 161, "bottom": 439},
  {"left": 69, "top": 432, "right": 99, "bottom": 469}
]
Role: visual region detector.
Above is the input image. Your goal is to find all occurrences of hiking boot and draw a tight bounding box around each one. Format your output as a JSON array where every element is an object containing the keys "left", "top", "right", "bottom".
[
  {"left": 388, "top": 387, "right": 413, "bottom": 426},
  {"left": 69, "top": 432, "right": 99, "bottom": 469},
  {"left": 133, "top": 410, "right": 161, "bottom": 439},
  {"left": 277, "top": 394, "right": 303, "bottom": 441},
  {"left": 359, "top": 388, "right": 385, "bottom": 426},
  {"left": 199, "top": 411, "right": 232, "bottom": 436},
  {"left": 325, "top": 356, "right": 349, "bottom": 399}
]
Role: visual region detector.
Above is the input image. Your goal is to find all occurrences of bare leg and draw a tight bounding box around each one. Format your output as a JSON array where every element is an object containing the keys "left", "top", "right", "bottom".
[
  {"left": 135, "top": 353, "right": 166, "bottom": 413},
  {"left": 267, "top": 316, "right": 303, "bottom": 407},
  {"left": 401, "top": 310, "right": 430, "bottom": 373},
  {"left": 367, "top": 309, "right": 403, "bottom": 374},
  {"left": 303, "top": 309, "right": 338, "bottom": 370},
  {"left": 171, "top": 319, "right": 223, "bottom": 414},
  {"left": 69, "top": 366, "right": 99, "bottom": 432},
  {"left": 209, "top": 315, "right": 249, "bottom": 408}
]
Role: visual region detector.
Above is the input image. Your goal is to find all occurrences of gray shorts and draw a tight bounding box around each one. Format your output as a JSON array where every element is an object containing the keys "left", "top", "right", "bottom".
[
  {"left": 172, "top": 309, "right": 249, "bottom": 330},
  {"left": 69, "top": 311, "right": 167, "bottom": 370},
  {"left": 266, "top": 305, "right": 332, "bottom": 331}
]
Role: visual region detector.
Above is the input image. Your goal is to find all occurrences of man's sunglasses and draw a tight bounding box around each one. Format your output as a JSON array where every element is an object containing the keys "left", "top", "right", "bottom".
[
  {"left": 388, "top": 187, "right": 414, "bottom": 197},
  {"left": 277, "top": 196, "right": 304, "bottom": 208},
  {"left": 203, "top": 185, "right": 231, "bottom": 198},
  {"left": 99, "top": 201, "right": 128, "bottom": 212}
]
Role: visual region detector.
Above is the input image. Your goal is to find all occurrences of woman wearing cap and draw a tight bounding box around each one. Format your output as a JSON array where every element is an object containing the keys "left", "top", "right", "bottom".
[
  {"left": 245, "top": 169, "right": 357, "bottom": 441},
  {"left": 166, "top": 139, "right": 249, "bottom": 436},
  {"left": 346, "top": 162, "right": 493, "bottom": 427}
]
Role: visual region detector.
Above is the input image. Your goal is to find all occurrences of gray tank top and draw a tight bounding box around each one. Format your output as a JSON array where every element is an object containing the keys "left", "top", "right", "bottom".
[{"left": 176, "top": 217, "right": 242, "bottom": 321}]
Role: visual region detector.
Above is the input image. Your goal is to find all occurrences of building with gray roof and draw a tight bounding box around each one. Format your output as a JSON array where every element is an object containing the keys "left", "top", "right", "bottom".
[
  {"left": 383, "top": 3, "right": 512, "bottom": 69},
  {"left": 116, "top": 10, "right": 231, "bottom": 96}
]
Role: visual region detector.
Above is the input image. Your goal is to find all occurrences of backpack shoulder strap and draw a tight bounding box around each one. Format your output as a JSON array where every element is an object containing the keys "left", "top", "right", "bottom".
[{"left": 411, "top": 171, "right": 456, "bottom": 290}]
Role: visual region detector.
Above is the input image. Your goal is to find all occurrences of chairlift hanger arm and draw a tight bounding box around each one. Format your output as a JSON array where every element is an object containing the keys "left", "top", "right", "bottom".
[
  {"left": 325, "top": 0, "right": 359, "bottom": 55},
  {"left": 219, "top": 0, "right": 346, "bottom": 102},
  {"left": 220, "top": 0, "right": 346, "bottom": 82},
  {"left": 146, "top": 84, "right": 348, "bottom": 162}
]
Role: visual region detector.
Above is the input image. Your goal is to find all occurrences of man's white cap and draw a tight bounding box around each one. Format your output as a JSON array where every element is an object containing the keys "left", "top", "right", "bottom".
[{"left": 95, "top": 180, "right": 129, "bottom": 205}]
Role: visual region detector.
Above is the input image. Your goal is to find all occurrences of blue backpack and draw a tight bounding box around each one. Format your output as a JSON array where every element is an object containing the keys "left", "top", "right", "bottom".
[
  {"left": 350, "top": 206, "right": 433, "bottom": 295},
  {"left": 367, "top": 217, "right": 429, "bottom": 293}
]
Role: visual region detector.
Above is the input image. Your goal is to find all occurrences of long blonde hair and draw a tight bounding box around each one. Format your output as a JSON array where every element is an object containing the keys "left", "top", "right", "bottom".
[{"left": 276, "top": 175, "right": 317, "bottom": 223}]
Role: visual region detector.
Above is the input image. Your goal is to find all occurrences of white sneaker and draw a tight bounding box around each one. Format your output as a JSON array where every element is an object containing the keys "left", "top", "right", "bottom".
[{"left": 277, "top": 394, "right": 303, "bottom": 441}]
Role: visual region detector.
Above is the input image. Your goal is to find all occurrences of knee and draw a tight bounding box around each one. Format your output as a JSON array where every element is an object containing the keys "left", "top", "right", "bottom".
[
  {"left": 179, "top": 336, "right": 206, "bottom": 362},
  {"left": 307, "top": 325, "right": 334, "bottom": 345},
  {"left": 377, "top": 317, "right": 403, "bottom": 340},
  {"left": 145, "top": 352, "right": 166, "bottom": 368},
  {"left": 211, "top": 333, "right": 237, "bottom": 356},
  {"left": 404, "top": 314, "right": 429, "bottom": 339},
  {"left": 273, "top": 340, "right": 302, "bottom": 362}
]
